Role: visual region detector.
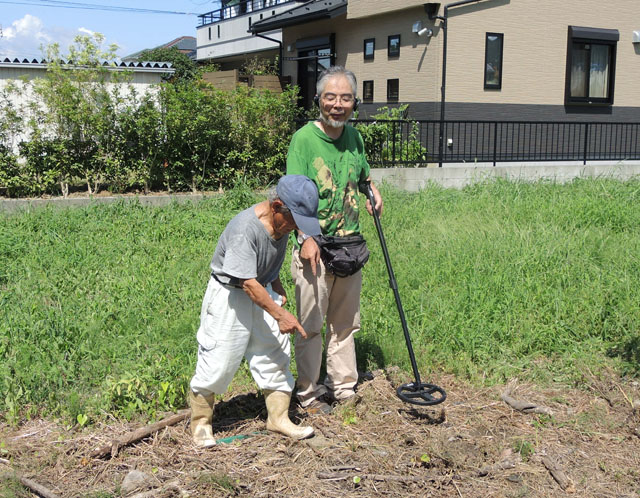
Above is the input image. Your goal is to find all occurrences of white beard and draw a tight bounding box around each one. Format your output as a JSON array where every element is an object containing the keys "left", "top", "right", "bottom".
[{"left": 319, "top": 113, "right": 347, "bottom": 129}]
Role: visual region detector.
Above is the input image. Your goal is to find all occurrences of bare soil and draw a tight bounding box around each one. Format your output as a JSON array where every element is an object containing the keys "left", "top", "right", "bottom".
[{"left": 1, "top": 367, "right": 640, "bottom": 497}]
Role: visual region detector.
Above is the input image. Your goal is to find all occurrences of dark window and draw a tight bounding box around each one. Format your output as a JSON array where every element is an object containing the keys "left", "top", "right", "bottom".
[
  {"left": 387, "top": 79, "right": 399, "bottom": 101},
  {"left": 217, "top": 25, "right": 220, "bottom": 38},
  {"left": 388, "top": 34, "right": 400, "bottom": 57},
  {"left": 364, "top": 38, "right": 375, "bottom": 60},
  {"left": 484, "top": 32, "right": 503, "bottom": 89},
  {"left": 565, "top": 26, "right": 618, "bottom": 105},
  {"left": 208, "top": 27, "right": 212, "bottom": 41},
  {"left": 363, "top": 80, "right": 374, "bottom": 102}
]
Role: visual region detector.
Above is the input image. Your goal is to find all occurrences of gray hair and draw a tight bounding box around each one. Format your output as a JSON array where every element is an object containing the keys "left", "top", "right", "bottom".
[
  {"left": 267, "top": 187, "right": 291, "bottom": 214},
  {"left": 316, "top": 66, "right": 357, "bottom": 97}
]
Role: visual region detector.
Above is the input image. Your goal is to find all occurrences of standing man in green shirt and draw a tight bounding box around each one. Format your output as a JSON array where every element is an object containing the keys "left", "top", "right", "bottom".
[{"left": 287, "top": 66, "right": 383, "bottom": 414}]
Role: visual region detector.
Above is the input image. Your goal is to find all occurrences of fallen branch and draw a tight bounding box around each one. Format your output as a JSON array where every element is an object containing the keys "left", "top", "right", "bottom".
[
  {"left": 541, "top": 456, "right": 575, "bottom": 493},
  {"left": 0, "top": 470, "right": 60, "bottom": 498},
  {"left": 89, "top": 410, "right": 190, "bottom": 459},
  {"left": 451, "top": 458, "right": 518, "bottom": 481},
  {"left": 316, "top": 471, "right": 439, "bottom": 483},
  {"left": 501, "top": 391, "right": 553, "bottom": 416}
]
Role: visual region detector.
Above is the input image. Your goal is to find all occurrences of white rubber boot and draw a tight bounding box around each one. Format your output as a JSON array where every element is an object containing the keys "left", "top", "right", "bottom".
[
  {"left": 189, "top": 390, "right": 216, "bottom": 448},
  {"left": 264, "top": 390, "right": 314, "bottom": 440}
]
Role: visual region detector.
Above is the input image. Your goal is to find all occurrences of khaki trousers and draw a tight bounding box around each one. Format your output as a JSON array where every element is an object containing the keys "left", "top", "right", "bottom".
[{"left": 291, "top": 247, "right": 361, "bottom": 406}]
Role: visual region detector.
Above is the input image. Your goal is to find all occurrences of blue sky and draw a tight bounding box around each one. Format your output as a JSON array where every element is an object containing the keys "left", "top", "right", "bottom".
[{"left": 0, "top": 1, "right": 222, "bottom": 59}]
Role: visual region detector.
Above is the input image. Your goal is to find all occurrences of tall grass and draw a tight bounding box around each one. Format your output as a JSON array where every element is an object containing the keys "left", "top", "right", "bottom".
[
  {"left": 358, "top": 178, "right": 640, "bottom": 384},
  {"left": 1, "top": 178, "right": 638, "bottom": 423}
]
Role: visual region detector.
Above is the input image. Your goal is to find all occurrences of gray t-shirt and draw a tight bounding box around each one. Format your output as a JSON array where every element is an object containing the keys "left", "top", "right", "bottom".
[{"left": 210, "top": 204, "right": 288, "bottom": 286}]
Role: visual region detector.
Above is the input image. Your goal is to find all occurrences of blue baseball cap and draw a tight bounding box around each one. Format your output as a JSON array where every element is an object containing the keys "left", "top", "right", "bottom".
[{"left": 276, "top": 175, "right": 322, "bottom": 236}]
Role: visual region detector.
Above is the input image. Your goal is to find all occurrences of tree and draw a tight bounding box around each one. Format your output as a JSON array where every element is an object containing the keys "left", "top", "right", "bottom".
[
  {"left": 137, "top": 47, "right": 198, "bottom": 83},
  {"left": 28, "top": 33, "right": 131, "bottom": 195}
]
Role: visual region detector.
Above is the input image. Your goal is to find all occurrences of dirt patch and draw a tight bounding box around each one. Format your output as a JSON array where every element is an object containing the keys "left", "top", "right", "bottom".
[{"left": 2, "top": 368, "right": 640, "bottom": 497}]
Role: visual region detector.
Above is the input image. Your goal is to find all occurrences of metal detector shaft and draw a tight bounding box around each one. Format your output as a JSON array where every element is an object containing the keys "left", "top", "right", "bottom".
[
  {"left": 360, "top": 181, "right": 446, "bottom": 406},
  {"left": 360, "top": 183, "right": 423, "bottom": 385}
]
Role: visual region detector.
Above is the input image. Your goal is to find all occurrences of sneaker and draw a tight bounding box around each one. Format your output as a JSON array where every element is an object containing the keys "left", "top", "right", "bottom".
[{"left": 304, "top": 396, "right": 333, "bottom": 415}]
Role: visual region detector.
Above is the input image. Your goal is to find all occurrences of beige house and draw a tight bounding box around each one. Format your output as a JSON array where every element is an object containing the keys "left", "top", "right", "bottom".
[{"left": 250, "top": 0, "right": 640, "bottom": 123}]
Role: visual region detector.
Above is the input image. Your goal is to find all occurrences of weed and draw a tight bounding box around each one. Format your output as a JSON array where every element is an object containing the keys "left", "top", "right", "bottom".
[
  {"left": 339, "top": 406, "right": 359, "bottom": 426},
  {"left": 532, "top": 413, "right": 554, "bottom": 429},
  {"left": 513, "top": 439, "right": 535, "bottom": 462},
  {"left": 0, "top": 476, "right": 32, "bottom": 497},
  {"left": 197, "top": 472, "right": 238, "bottom": 492}
]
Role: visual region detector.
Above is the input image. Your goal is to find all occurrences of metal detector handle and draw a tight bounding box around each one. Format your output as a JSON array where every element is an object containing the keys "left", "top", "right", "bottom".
[{"left": 359, "top": 181, "right": 398, "bottom": 292}]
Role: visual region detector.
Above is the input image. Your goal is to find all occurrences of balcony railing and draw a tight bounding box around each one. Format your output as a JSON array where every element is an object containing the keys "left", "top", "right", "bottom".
[
  {"left": 344, "top": 119, "right": 640, "bottom": 167},
  {"left": 198, "top": 0, "right": 293, "bottom": 25}
]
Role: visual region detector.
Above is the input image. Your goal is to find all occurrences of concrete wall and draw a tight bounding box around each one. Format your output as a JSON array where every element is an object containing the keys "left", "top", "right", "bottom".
[
  {"left": 370, "top": 160, "right": 640, "bottom": 190},
  {"left": 0, "top": 64, "right": 167, "bottom": 152},
  {"left": 3, "top": 161, "right": 638, "bottom": 213}
]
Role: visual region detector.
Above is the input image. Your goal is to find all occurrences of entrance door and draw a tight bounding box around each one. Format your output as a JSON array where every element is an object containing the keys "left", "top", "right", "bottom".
[{"left": 297, "top": 47, "right": 333, "bottom": 110}]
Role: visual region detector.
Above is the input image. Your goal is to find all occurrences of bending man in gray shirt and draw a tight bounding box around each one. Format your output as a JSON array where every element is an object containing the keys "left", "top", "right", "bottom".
[{"left": 189, "top": 175, "right": 322, "bottom": 447}]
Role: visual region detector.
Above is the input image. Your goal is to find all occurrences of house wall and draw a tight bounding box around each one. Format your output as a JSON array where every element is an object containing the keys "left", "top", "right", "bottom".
[
  {"left": 197, "top": 1, "right": 305, "bottom": 62},
  {"left": 282, "top": 7, "right": 441, "bottom": 103},
  {"left": 281, "top": 0, "right": 640, "bottom": 121},
  {"left": 348, "top": 0, "right": 426, "bottom": 19},
  {"left": 444, "top": 0, "right": 639, "bottom": 107},
  {"left": 198, "top": 21, "right": 283, "bottom": 61},
  {"left": 0, "top": 65, "right": 168, "bottom": 151},
  {"left": 0, "top": 65, "right": 167, "bottom": 93}
]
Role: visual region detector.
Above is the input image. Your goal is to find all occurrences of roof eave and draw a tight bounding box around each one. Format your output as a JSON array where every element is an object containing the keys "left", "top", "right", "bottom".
[{"left": 250, "top": 4, "right": 347, "bottom": 34}]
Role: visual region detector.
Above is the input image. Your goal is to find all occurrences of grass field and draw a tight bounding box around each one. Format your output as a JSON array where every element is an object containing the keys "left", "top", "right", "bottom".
[{"left": 1, "top": 178, "right": 639, "bottom": 426}]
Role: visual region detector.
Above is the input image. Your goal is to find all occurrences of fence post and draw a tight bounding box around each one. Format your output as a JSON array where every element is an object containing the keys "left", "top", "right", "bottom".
[
  {"left": 583, "top": 122, "right": 589, "bottom": 165},
  {"left": 392, "top": 121, "right": 397, "bottom": 165},
  {"left": 493, "top": 121, "right": 498, "bottom": 166}
]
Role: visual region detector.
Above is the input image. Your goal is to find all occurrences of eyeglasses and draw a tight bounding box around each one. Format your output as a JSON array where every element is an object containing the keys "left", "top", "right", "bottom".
[{"left": 322, "top": 93, "right": 355, "bottom": 105}]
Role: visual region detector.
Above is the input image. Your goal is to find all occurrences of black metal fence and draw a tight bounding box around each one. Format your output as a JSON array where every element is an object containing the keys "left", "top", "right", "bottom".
[
  {"left": 348, "top": 119, "right": 640, "bottom": 167},
  {"left": 199, "top": 0, "right": 293, "bottom": 24}
]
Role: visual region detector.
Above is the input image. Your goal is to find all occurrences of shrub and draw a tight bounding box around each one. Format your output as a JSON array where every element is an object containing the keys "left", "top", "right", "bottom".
[{"left": 355, "top": 105, "right": 427, "bottom": 165}]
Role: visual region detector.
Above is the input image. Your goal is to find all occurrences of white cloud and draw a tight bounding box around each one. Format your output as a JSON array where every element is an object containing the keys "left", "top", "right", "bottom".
[{"left": 0, "top": 14, "right": 109, "bottom": 59}]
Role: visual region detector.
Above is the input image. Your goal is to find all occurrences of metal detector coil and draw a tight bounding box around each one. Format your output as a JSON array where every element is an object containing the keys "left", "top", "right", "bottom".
[{"left": 360, "top": 181, "right": 446, "bottom": 407}]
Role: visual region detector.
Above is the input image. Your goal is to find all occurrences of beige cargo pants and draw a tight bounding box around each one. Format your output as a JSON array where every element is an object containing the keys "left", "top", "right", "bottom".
[{"left": 291, "top": 247, "right": 361, "bottom": 407}]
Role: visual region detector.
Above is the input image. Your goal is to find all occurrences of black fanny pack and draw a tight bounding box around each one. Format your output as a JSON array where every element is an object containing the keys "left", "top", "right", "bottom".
[{"left": 313, "top": 234, "right": 370, "bottom": 277}]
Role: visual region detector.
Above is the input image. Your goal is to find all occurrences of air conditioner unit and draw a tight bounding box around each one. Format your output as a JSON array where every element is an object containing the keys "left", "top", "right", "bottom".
[{"left": 632, "top": 30, "right": 640, "bottom": 43}]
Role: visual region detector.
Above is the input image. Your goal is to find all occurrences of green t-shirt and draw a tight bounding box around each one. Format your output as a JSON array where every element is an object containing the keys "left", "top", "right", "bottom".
[{"left": 286, "top": 122, "right": 370, "bottom": 237}]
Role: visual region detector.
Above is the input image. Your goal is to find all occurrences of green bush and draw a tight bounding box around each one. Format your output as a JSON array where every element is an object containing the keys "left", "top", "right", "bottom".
[
  {"left": 355, "top": 105, "right": 427, "bottom": 165},
  {"left": 225, "top": 85, "right": 300, "bottom": 187},
  {"left": 0, "top": 34, "right": 301, "bottom": 197}
]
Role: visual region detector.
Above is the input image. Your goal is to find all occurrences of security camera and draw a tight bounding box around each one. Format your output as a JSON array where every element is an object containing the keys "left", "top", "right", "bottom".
[{"left": 418, "top": 27, "right": 433, "bottom": 38}]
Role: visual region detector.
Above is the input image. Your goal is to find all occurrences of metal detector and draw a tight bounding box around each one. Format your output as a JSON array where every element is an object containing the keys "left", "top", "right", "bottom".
[{"left": 360, "top": 181, "right": 446, "bottom": 406}]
